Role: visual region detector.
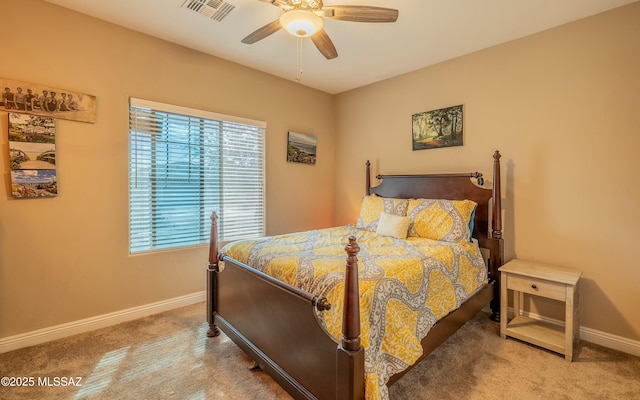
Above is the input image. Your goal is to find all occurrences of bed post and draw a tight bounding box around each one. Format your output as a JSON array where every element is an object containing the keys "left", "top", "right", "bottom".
[
  {"left": 365, "top": 160, "right": 371, "bottom": 196},
  {"left": 489, "top": 151, "right": 504, "bottom": 322},
  {"left": 342, "top": 236, "right": 361, "bottom": 352},
  {"left": 336, "top": 236, "right": 365, "bottom": 399},
  {"left": 491, "top": 151, "right": 502, "bottom": 241},
  {"left": 207, "top": 212, "right": 221, "bottom": 337}
]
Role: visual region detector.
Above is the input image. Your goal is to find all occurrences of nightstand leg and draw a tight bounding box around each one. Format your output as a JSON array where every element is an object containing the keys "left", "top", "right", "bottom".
[
  {"left": 514, "top": 291, "right": 522, "bottom": 317},
  {"left": 574, "top": 288, "right": 580, "bottom": 342},
  {"left": 565, "top": 285, "right": 575, "bottom": 361},
  {"left": 500, "top": 273, "right": 508, "bottom": 339}
]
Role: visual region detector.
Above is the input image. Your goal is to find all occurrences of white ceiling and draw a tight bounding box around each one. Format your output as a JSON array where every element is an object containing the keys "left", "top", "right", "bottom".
[{"left": 44, "top": 0, "right": 635, "bottom": 94}]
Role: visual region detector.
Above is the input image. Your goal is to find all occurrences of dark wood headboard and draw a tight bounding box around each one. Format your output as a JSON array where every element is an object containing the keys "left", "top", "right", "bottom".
[{"left": 365, "top": 151, "right": 504, "bottom": 317}]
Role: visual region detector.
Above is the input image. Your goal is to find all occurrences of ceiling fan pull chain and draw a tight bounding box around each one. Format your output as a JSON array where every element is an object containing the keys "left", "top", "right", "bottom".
[{"left": 296, "top": 37, "right": 303, "bottom": 82}]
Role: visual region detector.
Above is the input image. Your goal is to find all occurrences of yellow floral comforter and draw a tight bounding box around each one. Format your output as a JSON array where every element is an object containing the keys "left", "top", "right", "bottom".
[{"left": 221, "top": 225, "right": 488, "bottom": 400}]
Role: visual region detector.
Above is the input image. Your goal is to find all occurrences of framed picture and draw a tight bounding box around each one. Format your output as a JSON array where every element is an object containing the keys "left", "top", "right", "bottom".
[
  {"left": 1, "top": 77, "right": 96, "bottom": 123},
  {"left": 287, "top": 131, "right": 317, "bottom": 165},
  {"left": 412, "top": 104, "right": 463, "bottom": 150},
  {"left": 8, "top": 113, "right": 57, "bottom": 198}
]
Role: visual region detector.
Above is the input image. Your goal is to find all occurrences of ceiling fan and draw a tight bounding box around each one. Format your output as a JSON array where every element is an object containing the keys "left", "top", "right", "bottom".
[{"left": 242, "top": 0, "right": 399, "bottom": 60}]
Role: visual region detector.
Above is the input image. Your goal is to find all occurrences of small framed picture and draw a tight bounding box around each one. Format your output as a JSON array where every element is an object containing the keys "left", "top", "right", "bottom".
[{"left": 287, "top": 131, "right": 317, "bottom": 165}]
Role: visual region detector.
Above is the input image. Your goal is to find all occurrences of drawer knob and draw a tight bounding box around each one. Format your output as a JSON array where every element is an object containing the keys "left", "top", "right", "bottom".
[{"left": 531, "top": 284, "right": 538, "bottom": 289}]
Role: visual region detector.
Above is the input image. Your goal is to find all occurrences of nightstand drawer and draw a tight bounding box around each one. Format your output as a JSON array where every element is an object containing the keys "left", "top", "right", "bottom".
[{"left": 507, "top": 275, "right": 566, "bottom": 301}]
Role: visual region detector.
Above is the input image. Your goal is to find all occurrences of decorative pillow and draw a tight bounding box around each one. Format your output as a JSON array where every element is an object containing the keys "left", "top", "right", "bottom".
[
  {"left": 356, "top": 195, "right": 409, "bottom": 232},
  {"left": 376, "top": 212, "right": 412, "bottom": 240},
  {"left": 406, "top": 199, "right": 477, "bottom": 243}
]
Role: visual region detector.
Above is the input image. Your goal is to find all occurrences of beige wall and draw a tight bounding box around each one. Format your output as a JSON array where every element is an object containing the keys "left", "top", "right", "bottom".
[
  {"left": 334, "top": 3, "right": 640, "bottom": 340},
  {"left": 0, "top": 0, "right": 335, "bottom": 338},
  {"left": 1, "top": 0, "right": 639, "bottom": 345}
]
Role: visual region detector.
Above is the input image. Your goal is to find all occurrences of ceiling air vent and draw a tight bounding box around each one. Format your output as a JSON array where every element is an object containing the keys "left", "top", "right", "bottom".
[{"left": 182, "top": 0, "right": 237, "bottom": 22}]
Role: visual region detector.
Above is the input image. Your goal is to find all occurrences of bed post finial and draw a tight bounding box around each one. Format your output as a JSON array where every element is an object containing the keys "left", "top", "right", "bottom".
[
  {"left": 342, "top": 236, "right": 361, "bottom": 352},
  {"left": 365, "top": 160, "right": 371, "bottom": 196},
  {"left": 207, "top": 211, "right": 221, "bottom": 337},
  {"left": 492, "top": 151, "right": 502, "bottom": 240}
]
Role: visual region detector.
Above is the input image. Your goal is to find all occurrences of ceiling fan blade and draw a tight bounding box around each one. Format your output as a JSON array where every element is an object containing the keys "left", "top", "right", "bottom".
[
  {"left": 241, "top": 20, "right": 282, "bottom": 44},
  {"left": 323, "top": 6, "right": 398, "bottom": 23},
  {"left": 310, "top": 29, "right": 338, "bottom": 60}
]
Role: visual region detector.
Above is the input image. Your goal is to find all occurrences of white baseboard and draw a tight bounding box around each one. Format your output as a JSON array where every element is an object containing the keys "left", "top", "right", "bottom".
[
  {"left": 0, "top": 291, "right": 206, "bottom": 354},
  {"left": 503, "top": 307, "right": 640, "bottom": 357},
  {"left": 579, "top": 325, "right": 640, "bottom": 356}
]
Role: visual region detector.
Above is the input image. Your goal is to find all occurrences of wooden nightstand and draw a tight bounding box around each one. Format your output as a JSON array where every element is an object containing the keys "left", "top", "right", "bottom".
[{"left": 499, "top": 259, "right": 582, "bottom": 361}]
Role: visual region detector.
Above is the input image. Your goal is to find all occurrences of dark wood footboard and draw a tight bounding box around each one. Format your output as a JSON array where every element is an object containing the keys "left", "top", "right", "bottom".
[{"left": 208, "top": 222, "right": 365, "bottom": 399}]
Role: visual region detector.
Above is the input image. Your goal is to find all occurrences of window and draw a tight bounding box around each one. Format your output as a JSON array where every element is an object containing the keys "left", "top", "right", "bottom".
[{"left": 128, "top": 98, "right": 265, "bottom": 254}]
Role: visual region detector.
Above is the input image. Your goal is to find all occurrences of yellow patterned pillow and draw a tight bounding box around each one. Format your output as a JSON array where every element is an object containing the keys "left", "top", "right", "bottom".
[
  {"left": 407, "top": 199, "right": 477, "bottom": 243},
  {"left": 356, "top": 195, "right": 409, "bottom": 232},
  {"left": 376, "top": 212, "right": 411, "bottom": 239}
]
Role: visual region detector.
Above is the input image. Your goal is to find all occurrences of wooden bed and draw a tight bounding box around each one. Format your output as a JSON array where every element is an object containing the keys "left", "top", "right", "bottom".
[{"left": 206, "top": 150, "right": 503, "bottom": 400}]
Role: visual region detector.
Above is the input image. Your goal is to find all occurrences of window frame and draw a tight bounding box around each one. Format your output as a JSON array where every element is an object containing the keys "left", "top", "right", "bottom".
[{"left": 128, "top": 97, "right": 266, "bottom": 254}]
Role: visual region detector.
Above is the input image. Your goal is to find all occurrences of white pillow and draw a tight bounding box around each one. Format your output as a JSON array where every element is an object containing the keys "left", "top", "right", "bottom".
[{"left": 376, "top": 211, "right": 411, "bottom": 240}]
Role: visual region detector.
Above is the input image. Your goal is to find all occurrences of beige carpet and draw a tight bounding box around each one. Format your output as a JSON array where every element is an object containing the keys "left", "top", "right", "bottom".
[{"left": 1, "top": 302, "right": 638, "bottom": 400}]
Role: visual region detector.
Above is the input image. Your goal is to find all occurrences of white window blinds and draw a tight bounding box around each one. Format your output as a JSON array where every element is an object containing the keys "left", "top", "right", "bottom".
[{"left": 129, "top": 98, "right": 266, "bottom": 254}]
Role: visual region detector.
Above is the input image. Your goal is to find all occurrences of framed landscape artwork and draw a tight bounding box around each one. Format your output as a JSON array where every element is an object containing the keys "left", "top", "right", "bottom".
[
  {"left": 287, "top": 131, "right": 317, "bottom": 165},
  {"left": 412, "top": 104, "right": 463, "bottom": 150},
  {"left": 8, "top": 113, "right": 57, "bottom": 198}
]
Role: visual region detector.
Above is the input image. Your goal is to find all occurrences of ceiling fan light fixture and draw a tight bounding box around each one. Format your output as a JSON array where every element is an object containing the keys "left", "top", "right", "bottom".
[{"left": 279, "top": 9, "right": 323, "bottom": 37}]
